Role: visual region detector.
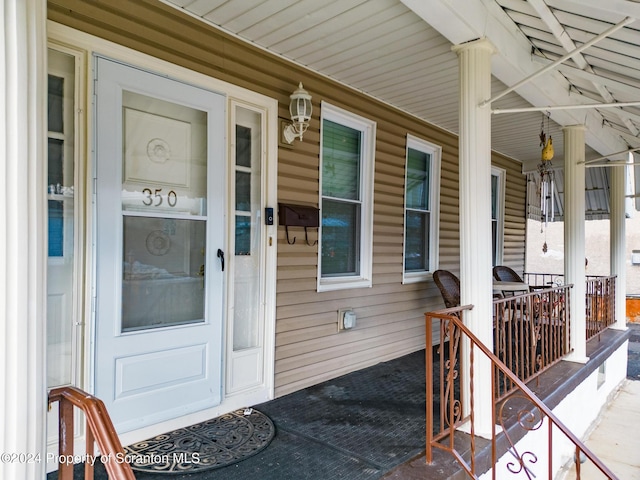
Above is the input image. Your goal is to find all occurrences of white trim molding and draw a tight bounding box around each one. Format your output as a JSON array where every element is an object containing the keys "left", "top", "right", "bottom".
[
  {"left": 402, "top": 134, "right": 442, "bottom": 283},
  {"left": 492, "top": 166, "right": 506, "bottom": 266},
  {"left": 317, "top": 101, "right": 376, "bottom": 292}
]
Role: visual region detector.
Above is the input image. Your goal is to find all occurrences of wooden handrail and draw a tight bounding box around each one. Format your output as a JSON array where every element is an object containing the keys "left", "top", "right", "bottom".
[{"left": 48, "top": 386, "right": 136, "bottom": 480}]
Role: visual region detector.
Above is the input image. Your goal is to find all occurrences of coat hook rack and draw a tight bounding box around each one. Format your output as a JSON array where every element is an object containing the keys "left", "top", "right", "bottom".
[
  {"left": 278, "top": 203, "right": 319, "bottom": 247},
  {"left": 304, "top": 227, "right": 317, "bottom": 246},
  {"left": 284, "top": 225, "right": 296, "bottom": 245}
]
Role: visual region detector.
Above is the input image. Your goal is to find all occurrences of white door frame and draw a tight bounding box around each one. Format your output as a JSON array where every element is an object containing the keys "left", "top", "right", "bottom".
[{"left": 47, "top": 21, "right": 278, "bottom": 446}]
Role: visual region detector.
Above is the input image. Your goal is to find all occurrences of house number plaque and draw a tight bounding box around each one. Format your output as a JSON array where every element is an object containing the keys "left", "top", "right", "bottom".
[{"left": 142, "top": 187, "right": 178, "bottom": 207}]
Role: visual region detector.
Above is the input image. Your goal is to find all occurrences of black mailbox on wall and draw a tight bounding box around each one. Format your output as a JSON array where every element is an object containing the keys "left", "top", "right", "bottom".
[{"left": 278, "top": 203, "right": 319, "bottom": 245}]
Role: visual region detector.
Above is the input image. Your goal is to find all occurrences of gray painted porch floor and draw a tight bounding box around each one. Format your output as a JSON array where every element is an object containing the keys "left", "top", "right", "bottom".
[{"left": 48, "top": 324, "right": 639, "bottom": 480}]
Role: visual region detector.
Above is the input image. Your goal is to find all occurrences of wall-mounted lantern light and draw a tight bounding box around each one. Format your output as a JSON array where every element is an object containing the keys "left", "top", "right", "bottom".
[{"left": 283, "top": 82, "right": 312, "bottom": 144}]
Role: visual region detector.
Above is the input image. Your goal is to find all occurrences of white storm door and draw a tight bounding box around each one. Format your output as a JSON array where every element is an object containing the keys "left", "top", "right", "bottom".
[{"left": 94, "top": 57, "right": 226, "bottom": 433}]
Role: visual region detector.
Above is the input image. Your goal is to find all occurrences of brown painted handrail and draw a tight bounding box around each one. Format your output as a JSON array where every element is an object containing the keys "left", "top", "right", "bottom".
[
  {"left": 426, "top": 306, "right": 619, "bottom": 479},
  {"left": 48, "top": 386, "right": 136, "bottom": 480}
]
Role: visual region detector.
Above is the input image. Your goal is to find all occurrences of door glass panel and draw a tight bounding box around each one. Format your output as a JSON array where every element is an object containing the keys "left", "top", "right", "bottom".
[
  {"left": 122, "top": 216, "right": 205, "bottom": 331},
  {"left": 121, "top": 91, "right": 207, "bottom": 216},
  {"left": 120, "top": 91, "right": 208, "bottom": 332},
  {"left": 235, "top": 171, "right": 251, "bottom": 211},
  {"left": 233, "top": 108, "right": 262, "bottom": 350},
  {"left": 47, "top": 49, "right": 76, "bottom": 387}
]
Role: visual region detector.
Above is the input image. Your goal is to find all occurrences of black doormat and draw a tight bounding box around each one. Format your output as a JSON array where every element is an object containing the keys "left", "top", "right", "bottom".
[{"left": 124, "top": 408, "right": 275, "bottom": 474}]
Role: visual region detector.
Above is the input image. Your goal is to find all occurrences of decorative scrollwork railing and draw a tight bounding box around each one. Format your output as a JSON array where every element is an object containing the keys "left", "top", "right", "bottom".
[{"left": 425, "top": 307, "right": 618, "bottom": 479}]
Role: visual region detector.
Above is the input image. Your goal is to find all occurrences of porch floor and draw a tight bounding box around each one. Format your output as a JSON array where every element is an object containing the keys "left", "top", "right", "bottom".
[{"left": 48, "top": 325, "right": 638, "bottom": 480}]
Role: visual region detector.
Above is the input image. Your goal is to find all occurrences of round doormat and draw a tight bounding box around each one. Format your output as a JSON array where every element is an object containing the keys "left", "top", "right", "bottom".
[{"left": 124, "top": 408, "right": 275, "bottom": 474}]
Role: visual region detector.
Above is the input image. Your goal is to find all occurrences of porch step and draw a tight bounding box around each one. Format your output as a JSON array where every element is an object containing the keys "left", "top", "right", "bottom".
[{"left": 382, "top": 430, "right": 490, "bottom": 480}]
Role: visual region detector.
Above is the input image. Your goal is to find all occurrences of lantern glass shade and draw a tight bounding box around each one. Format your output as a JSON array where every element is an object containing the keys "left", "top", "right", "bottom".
[
  {"left": 284, "top": 82, "right": 312, "bottom": 143},
  {"left": 290, "top": 95, "right": 312, "bottom": 123}
]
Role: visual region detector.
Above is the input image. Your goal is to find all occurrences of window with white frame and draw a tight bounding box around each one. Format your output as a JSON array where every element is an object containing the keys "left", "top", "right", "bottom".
[
  {"left": 318, "top": 102, "right": 375, "bottom": 291},
  {"left": 403, "top": 135, "right": 441, "bottom": 282},
  {"left": 491, "top": 167, "right": 506, "bottom": 266}
]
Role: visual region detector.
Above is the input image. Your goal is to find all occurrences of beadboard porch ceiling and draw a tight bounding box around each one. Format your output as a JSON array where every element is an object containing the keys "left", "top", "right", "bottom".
[{"left": 162, "top": 0, "right": 640, "bottom": 218}]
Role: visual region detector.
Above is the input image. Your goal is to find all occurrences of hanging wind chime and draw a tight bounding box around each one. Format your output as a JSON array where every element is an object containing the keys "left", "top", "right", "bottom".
[{"left": 538, "top": 112, "right": 555, "bottom": 253}]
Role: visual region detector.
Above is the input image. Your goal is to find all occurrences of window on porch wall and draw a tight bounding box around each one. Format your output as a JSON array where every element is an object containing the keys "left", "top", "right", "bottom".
[
  {"left": 403, "top": 135, "right": 441, "bottom": 283},
  {"left": 318, "top": 103, "right": 374, "bottom": 291},
  {"left": 492, "top": 167, "right": 506, "bottom": 267}
]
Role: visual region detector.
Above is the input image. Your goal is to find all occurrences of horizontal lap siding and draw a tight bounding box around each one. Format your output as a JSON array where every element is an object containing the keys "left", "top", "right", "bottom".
[{"left": 48, "top": 0, "right": 525, "bottom": 398}]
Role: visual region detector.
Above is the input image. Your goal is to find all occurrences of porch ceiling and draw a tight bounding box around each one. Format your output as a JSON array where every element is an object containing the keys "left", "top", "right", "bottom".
[{"left": 162, "top": 0, "right": 640, "bottom": 219}]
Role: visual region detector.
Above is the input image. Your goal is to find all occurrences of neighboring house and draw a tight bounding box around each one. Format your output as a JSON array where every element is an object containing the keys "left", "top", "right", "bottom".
[
  {"left": 3, "top": 1, "right": 635, "bottom": 478},
  {"left": 526, "top": 216, "right": 640, "bottom": 295}
]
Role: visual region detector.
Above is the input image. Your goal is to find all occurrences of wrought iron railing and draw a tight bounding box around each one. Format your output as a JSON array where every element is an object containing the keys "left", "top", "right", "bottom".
[
  {"left": 425, "top": 307, "right": 619, "bottom": 479},
  {"left": 493, "top": 285, "right": 572, "bottom": 398},
  {"left": 48, "top": 386, "right": 135, "bottom": 480},
  {"left": 524, "top": 272, "right": 564, "bottom": 288},
  {"left": 586, "top": 275, "right": 616, "bottom": 340},
  {"left": 525, "top": 272, "right": 614, "bottom": 287},
  {"left": 525, "top": 273, "right": 616, "bottom": 342}
]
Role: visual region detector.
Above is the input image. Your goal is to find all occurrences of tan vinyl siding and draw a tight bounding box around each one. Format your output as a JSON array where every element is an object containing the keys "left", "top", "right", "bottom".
[{"left": 48, "top": 0, "right": 527, "bottom": 398}]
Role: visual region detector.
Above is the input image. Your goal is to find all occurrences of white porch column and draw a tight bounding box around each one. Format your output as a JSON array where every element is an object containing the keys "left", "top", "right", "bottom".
[
  {"left": 452, "top": 38, "right": 495, "bottom": 437},
  {"left": 563, "top": 125, "right": 588, "bottom": 363},
  {"left": 1, "top": 0, "right": 48, "bottom": 478},
  {"left": 609, "top": 155, "right": 628, "bottom": 330}
]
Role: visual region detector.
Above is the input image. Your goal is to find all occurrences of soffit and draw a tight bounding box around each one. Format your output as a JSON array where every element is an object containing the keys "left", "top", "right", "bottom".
[{"left": 162, "top": 0, "right": 640, "bottom": 218}]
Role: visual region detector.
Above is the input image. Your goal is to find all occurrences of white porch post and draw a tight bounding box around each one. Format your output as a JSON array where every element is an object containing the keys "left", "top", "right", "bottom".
[
  {"left": 563, "top": 125, "right": 588, "bottom": 363},
  {"left": 1, "top": 0, "right": 48, "bottom": 478},
  {"left": 609, "top": 155, "right": 627, "bottom": 330},
  {"left": 452, "top": 38, "right": 495, "bottom": 437}
]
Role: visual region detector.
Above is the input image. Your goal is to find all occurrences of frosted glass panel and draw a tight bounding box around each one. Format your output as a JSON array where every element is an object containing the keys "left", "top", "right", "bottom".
[
  {"left": 121, "top": 91, "right": 207, "bottom": 216},
  {"left": 233, "top": 108, "right": 262, "bottom": 350},
  {"left": 120, "top": 92, "right": 209, "bottom": 332}
]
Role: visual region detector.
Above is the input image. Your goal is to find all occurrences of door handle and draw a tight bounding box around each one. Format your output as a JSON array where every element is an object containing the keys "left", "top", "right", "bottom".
[{"left": 217, "top": 249, "right": 225, "bottom": 271}]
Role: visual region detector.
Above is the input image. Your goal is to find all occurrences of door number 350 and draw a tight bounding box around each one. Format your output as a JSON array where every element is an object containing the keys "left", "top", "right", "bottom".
[{"left": 142, "top": 188, "right": 177, "bottom": 207}]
